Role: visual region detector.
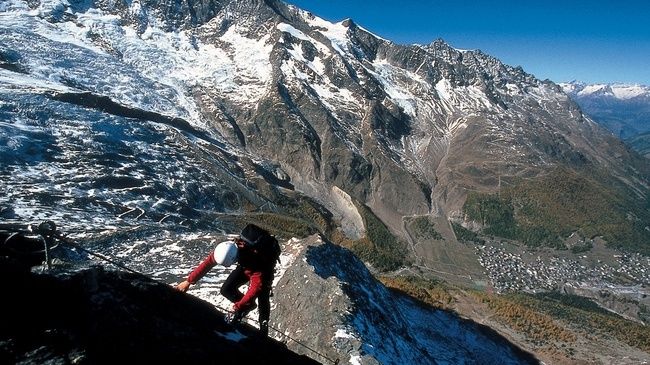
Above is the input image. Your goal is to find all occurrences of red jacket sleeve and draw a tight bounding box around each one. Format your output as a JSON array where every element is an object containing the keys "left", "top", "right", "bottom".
[{"left": 187, "top": 252, "right": 216, "bottom": 284}]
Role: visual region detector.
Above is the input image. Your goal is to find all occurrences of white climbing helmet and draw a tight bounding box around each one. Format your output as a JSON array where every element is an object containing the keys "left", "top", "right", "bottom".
[{"left": 213, "top": 241, "right": 238, "bottom": 267}]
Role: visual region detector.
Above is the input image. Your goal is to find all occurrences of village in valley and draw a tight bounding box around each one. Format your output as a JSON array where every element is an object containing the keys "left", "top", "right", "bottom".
[{"left": 474, "top": 237, "right": 650, "bottom": 311}]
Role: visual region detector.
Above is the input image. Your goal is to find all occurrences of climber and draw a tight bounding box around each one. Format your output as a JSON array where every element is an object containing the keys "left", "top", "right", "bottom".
[{"left": 176, "top": 224, "right": 281, "bottom": 336}]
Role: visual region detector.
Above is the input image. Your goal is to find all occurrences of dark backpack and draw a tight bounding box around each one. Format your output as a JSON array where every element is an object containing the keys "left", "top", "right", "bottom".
[{"left": 240, "top": 224, "right": 281, "bottom": 265}]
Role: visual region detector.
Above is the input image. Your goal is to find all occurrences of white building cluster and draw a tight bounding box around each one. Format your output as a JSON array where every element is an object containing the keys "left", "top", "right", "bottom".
[{"left": 476, "top": 244, "right": 650, "bottom": 293}]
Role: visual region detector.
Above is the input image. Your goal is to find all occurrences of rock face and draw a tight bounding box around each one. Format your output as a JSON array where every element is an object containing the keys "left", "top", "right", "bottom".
[
  {"left": 272, "top": 235, "right": 539, "bottom": 365},
  {"left": 0, "top": 258, "right": 319, "bottom": 365},
  {"left": 2, "top": 0, "right": 647, "bottom": 243}
]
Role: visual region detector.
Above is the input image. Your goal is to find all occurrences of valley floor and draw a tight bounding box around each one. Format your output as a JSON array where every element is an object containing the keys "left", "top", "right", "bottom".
[{"left": 383, "top": 232, "right": 650, "bottom": 364}]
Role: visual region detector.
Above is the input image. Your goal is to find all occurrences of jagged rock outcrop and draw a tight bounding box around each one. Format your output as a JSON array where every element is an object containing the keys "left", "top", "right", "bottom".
[
  {"left": 0, "top": 258, "right": 318, "bottom": 365},
  {"left": 271, "top": 235, "right": 539, "bottom": 365}
]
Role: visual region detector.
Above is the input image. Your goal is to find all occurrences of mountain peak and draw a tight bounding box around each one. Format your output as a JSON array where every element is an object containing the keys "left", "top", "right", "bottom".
[
  {"left": 562, "top": 80, "right": 650, "bottom": 100},
  {"left": 340, "top": 17, "right": 355, "bottom": 27},
  {"left": 429, "top": 37, "right": 449, "bottom": 47}
]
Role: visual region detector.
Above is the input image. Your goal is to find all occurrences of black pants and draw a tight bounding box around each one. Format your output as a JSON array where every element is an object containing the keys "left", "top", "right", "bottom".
[{"left": 220, "top": 265, "right": 273, "bottom": 322}]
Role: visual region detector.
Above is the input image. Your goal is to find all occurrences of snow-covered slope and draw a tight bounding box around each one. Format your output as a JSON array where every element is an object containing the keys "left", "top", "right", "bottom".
[{"left": 0, "top": 0, "right": 291, "bottom": 231}]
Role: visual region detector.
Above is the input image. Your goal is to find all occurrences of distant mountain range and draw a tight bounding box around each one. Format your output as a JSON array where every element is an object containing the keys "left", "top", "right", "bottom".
[
  {"left": 561, "top": 82, "right": 650, "bottom": 102},
  {"left": 560, "top": 81, "right": 650, "bottom": 155}
]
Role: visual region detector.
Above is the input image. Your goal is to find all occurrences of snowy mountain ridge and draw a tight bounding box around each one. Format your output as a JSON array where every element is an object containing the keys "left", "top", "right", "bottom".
[{"left": 560, "top": 81, "right": 650, "bottom": 101}]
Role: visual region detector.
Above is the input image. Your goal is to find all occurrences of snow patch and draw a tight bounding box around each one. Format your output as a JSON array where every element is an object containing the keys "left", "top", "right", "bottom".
[
  {"left": 305, "top": 16, "right": 350, "bottom": 55},
  {"left": 368, "top": 59, "right": 425, "bottom": 116},
  {"left": 334, "top": 328, "right": 356, "bottom": 339},
  {"left": 284, "top": 42, "right": 326, "bottom": 76},
  {"left": 435, "top": 78, "right": 495, "bottom": 111},
  {"left": 276, "top": 23, "right": 310, "bottom": 41},
  {"left": 0, "top": 69, "right": 74, "bottom": 93},
  {"left": 435, "top": 78, "right": 453, "bottom": 101},
  {"left": 579, "top": 84, "right": 609, "bottom": 96},
  {"left": 349, "top": 355, "right": 362, "bottom": 365},
  {"left": 219, "top": 25, "right": 273, "bottom": 97},
  {"left": 611, "top": 84, "right": 648, "bottom": 100},
  {"left": 0, "top": 0, "right": 30, "bottom": 12},
  {"left": 215, "top": 329, "right": 247, "bottom": 342}
]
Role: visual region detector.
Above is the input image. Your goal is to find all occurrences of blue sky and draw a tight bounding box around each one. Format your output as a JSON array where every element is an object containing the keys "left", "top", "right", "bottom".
[{"left": 288, "top": 1, "right": 650, "bottom": 85}]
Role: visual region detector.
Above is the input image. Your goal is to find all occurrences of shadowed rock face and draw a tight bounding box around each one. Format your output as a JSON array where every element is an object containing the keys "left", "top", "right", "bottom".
[{"left": 0, "top": 258, "right": 319, "bottom": 365}]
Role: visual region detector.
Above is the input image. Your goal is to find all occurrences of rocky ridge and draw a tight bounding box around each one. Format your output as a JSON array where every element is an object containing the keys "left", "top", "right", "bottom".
[{"left": 272, "top": 235, "right": 538, "bottom": 364}]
